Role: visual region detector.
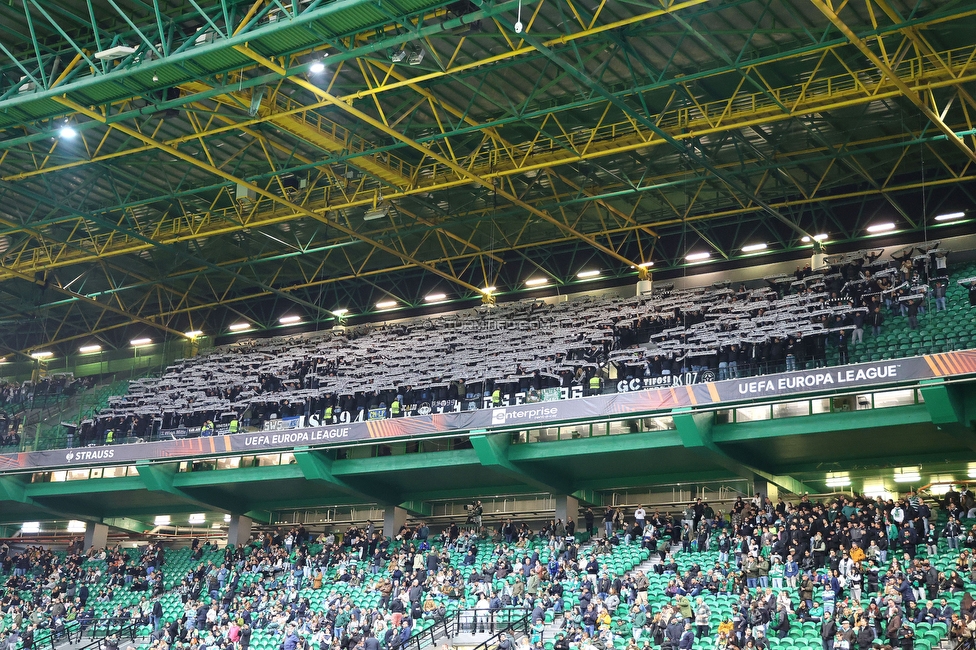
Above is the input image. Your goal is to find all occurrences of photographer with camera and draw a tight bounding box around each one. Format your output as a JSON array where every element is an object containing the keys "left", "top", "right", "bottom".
[{"left": 465, "top": 500, "right": 484, "bottom": 530}]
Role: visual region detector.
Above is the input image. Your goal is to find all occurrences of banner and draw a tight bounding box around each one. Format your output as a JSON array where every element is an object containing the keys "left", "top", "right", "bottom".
[
  {"left": 1, "top": 350, "right": 973, "bottom": 471},
  {"left": 615, "top": 371, "right": 713, "bottom": 393},
  {"left": 262, "top": 416, "right": 302, "bottom": 431},
  {"left": 367, "top": 408, "right": 387, "bottom": 421}
]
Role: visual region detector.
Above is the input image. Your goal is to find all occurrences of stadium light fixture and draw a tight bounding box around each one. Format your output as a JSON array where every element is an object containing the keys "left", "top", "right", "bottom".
[
  {"left": 685, "top": 252, "right": 711, "bottom": 262},
  {"left": 94, "top": 44, "right": 136, "bottom": 60},
  {"left": 825, "top": 475, "right": 851, "bottom": 487},
  {"left": 184, "top": 330, "right": 203, "bottom": 338},
  {"left": 935, "top": 211, "right": 965, "bottom": 221},
  {"left": 376, "top": 300, "right": 397, "bottom": 309},
  {"left": 638, "top": 261, "right": 654, "bottom": 268},
  {"left": 363, "top": 204, "right": 391, "bottom": 221},
  {"left": 67, "top": 520, "right": 87, "bottom": 533},
  {"left": 332, "top": 309, "right": 349, "bottom": 317},
  {"left": 30, "top": 351, "right": 53, "bottom": 359},
  {"left": 224, "top": 514, "right": 232, "bottom": 522},
  {"left": 279, "top": 315, "right": 302, "bottom": 325},
  {"left": 525, "top": 277, "right": 549, "bottom": 286},
  {"left": 741, "top": 243, "right": 768, "bottom": 253},
  {"left": 424, "top": 293, "right": 447, "bottom": 302},
  {"left": 577, "top": 270, "right": 601, "bottom": 279},
  {"left": 894, "top": 472, "right": 922, "bottom": 483},
  {"left": 801, "top": 234, "right": 829, "bottom": 243},
  {"left": 153, "top": 515, "right": 171, "bottom": 526},
  {"left": 79, "top": 344, "right": 102, "bottom": 354},
  {"left": 309, "top": 59, "right": 326, "bottom": 73},
  {"left": 229, "top": 322, "right": 251, "bottom": 332},
  {"left": 867, "top": 222, "right": 895, "bottom": 233},
  {"left": 862, "top": 485, "right": 892, "bottom": 500},
  {"left": 893, "top": 467, "right": 921, "bottom": 482},
  {"left": 481, "top": 286, "right": 496, "bottom": 294},
  {"left": 188, "top": 513, "right": 206, "bottom": 525},
  {"left": 130, "top": 338, "right": 153, "bottom": 347},
  {"left": 59, "top": 123, "right": 77, "bottom": 139},
  {"left": 893, "top": 473, "right": 921, "bottom": 483},
  {"left": 21, "top": 522, "right": 40, "bottom": 534}
]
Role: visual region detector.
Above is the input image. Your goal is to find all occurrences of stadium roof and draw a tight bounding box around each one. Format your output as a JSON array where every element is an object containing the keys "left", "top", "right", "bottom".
[{"left": 1, "top": 0, "right": 976, "bottom": 357}]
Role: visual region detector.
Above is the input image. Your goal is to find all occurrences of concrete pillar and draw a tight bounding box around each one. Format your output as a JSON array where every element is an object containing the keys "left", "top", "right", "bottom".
[
  {"left": 554, "top": 495, "right": 579, "bottom": 528},
  {"left": 812, "top": 252, "right": 827, "bottom": 270},
  {"left": 83, "top": 523, "right": 108, "bottom": 551},
  {"left": 383, "top": 506, "right": 407, "bottom": 539},
  {"left": 227, "top": 515, "right": 253, "bottom": 548},
  {"left": 752, "top": 478, "right": 779, "bottom": 504}
]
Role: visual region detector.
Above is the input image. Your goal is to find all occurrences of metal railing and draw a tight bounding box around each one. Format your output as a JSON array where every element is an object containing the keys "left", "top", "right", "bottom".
[
  {"left": 401, "top": 608, "right": 530, "bottom": 650},
  {"left": 22, "top": 617, "right": 138, "bottom": 650},
  {"left": 80, "top": 617, "right": 140, "bottom": 642},
  {"left": 467, "top": 611, "right": 531, "bottom": 650}
]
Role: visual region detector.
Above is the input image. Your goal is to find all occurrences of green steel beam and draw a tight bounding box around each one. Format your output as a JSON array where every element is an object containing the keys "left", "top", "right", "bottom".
[
  {"left": 0, "top": 476, "right": 30, "bottom": 503},
  {"left": 400, "top": 484, "right": 537, "bottom": 502},
  {"left": 919, "top": 379, "right": 976, "bottom": 451},
  {"left": 673, "top": 408, "right": 815, "bottom": 496},
  {"left": 516, "top": 31, "right": 814, "bottom": 243},
  {"left": 0, "top": 0, "right": 520, "bottom": 142},
  {"left": 673, "top": 409, "right": 748, "bottom": 478},
  {"left": 25, "top": 477, "right": 145, "bottom": 496},
  {"left": 471, "top": 433, "right": 570, "bottom": 494},
  {"left": 293, "top": 449, "right": 388, "bottom": 504},
  {"left": 174, "top": 464, "right": 304, "bottom": 485},
  {"left": 136, "top": 461, "right": 241, "bottom": 513},
  {"left": 0, "top": 475, "right": 102, "bottom": 522},
  {"left": 920, "top": 380, "right": 968, "bottom": 426},
  {"left": 575, "top": 469, "right": 735, "bottom": 491},
  {"left": 509, "top": 430, "right": 682, "bottom": 461},
  {"left": 571, "top": 489, "right": 599, "bottom": 506},
  {"left": 249, "top": 495, "right": 378, "bottom": 511},
  {"left": 398, "top": 500, "right": 433, "bottom": 517},
  {"left": 334, "top": 449, "right": 481, "bottom": 476},
  {"left": 244, "top": 510, "right": 274, "bottom": 525},
  {"left": 775, "top": 450, "right": 975, "bottom": 476},
  {"left": 102, "top": 517, "right": 153, "bottom": 534},
  {"left": 711, "top": 404, "right": 933, "bottom": 442}
]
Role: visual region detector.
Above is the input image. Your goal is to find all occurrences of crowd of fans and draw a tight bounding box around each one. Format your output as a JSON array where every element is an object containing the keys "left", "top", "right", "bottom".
[
  {"left": 56, "top": 245, "right": 973, "bottom": 449},
  {"left": 0, "top": 376, "right": 96, "bottom": 450},
  {"left": 0, "top": 376, "right": 88, "bottom": 410},
  {"left": 4, "top": 487, "right": 976, "bottom": 650}
]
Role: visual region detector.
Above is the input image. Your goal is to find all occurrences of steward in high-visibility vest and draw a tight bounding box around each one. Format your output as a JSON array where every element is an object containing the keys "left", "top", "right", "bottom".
[
  {"left": 588, "top": 375, "right": 602, "bottom": 395},
  {"left": 324, "top": 406, "right": 333, "bottom": 423},
  {"left": 390, "top": 399, "right": 401, "bottom": 417},
  {"left": 105, "top": 429, "right": 114, "bottom": 444},
  {"left": 229, "top": 418, "right": 239, "bottom": 433},
  {"left": 491, "top": 388, "right": 501, "bottom": 406}
]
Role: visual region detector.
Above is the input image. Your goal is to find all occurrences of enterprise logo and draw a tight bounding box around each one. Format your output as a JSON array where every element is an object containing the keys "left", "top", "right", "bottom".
[{"left": 491, "top": 406, "right": 558, "bottom": 425}]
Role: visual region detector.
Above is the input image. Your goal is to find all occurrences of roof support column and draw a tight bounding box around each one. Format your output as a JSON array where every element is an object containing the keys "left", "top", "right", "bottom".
[
  {"left": 228, "top": 515, "right": 253, "bottom": 548},
  {"left": 83, "top": 522, "right": 108, "bottom": 551},
  {"left": 383, "top": 507, "right": 407, "bottom": 539},
  {"left": 554, "top": 495, "right": 579, "bottom": 529}
]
